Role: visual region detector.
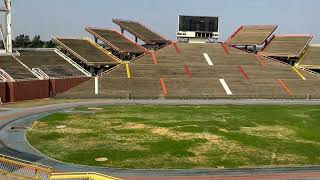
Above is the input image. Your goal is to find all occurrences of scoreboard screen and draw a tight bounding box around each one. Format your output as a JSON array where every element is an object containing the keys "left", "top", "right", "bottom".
[{"left": 179, "top": 15, "right": 219, "bottom": 32}]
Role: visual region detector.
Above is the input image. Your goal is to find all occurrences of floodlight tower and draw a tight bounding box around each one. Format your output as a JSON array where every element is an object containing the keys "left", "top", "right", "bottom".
[{"left": 1, "top": 0, "right": 12, "bottom": 53}]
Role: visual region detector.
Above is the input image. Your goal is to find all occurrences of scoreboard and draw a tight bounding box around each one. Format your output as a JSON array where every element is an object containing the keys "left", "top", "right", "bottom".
[
  {"left": 178, "top": 15, "right": 219, "bottom": 32},
  {"left": 177, "top": 15, "right": 219, "bottom": 43}
]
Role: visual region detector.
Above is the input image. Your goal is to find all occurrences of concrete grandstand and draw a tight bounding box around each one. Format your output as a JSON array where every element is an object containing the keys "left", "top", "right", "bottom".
[
  {"left": 0, "top": 47, "right": 91, "bottom": 103},
  {"left": 0, "top": 18, "right": 320, "bottom": 103},
  {"left": 58, "top": 41, "right": 320, "bottom": 100},
  {"left": 0, "top": 2, "right": 320, "bottom": 178}
]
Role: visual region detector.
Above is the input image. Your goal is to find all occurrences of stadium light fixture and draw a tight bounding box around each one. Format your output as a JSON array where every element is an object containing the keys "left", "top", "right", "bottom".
[{"left": 1, "top": 0, "right": 12, "bottom": 53}]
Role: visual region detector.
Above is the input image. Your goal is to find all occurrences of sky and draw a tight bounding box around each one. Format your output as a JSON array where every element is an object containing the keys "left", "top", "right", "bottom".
[{"left": 10, "top": 0, "right": 320, "bottom": 42}]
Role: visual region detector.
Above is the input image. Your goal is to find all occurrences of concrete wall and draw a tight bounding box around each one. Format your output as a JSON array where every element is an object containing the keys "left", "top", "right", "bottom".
[
  {"left": 0, "top": 82, "right": 6, "bottom": 103},
  {"left": 9, "top": 80, "right": 49, "bottom": 102},
  {"left": 50, "top": 77, "right": 91, "bottom": 96},
  {"left": 1, "top": 77, "right": 91, "bottom": 103}
]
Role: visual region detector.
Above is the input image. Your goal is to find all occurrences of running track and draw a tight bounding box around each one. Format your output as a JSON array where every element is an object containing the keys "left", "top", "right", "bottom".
[{"left": 1, "top": 99, "right": 320, "bottom": 180}]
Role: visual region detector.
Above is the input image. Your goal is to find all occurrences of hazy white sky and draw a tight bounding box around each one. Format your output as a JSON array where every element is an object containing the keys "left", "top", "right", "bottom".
[{"left": 9, "top": 0, "right": 320, "bottom": 42}]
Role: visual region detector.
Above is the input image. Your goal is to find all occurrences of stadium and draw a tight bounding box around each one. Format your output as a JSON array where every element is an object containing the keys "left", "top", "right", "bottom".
[{"left": 1, "top": 0, "right": 320, "bottom": 179}]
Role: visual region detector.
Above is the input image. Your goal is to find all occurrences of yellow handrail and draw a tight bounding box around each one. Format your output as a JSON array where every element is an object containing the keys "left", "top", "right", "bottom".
[
  {"left": 0, "top": 154, "right": 52, "bottom": 180},
  {"left": 50, "top": 172, "right": 121, "bottom": 180},
  {"left": 0, "top": 154, "right": 121, "bottom": 180},
  {"left": 292, "top": 66, "right": 306, "bottom": 80},
  {"left": 125, "top": 63, "right": 131, "bottom": 79}
]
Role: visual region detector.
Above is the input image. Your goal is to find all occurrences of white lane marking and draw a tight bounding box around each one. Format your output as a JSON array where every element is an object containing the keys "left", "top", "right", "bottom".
[
  {"left": 219, "top": 79, "right": 233, "bottom": 95},
  {"left": 203, "top": 53, "right": 213, "bottom": 66}
]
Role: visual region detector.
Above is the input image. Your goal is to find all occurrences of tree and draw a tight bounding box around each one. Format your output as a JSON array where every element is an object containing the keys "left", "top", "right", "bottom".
[
  {"left": 30, "top": 35, "right": 45, "bottom": 48},
  {"left": 44, "top": 40, "right": 56, "bottom": 48},
  {"left": 13, "top": 34, "right": 31, "bottom": 48}
]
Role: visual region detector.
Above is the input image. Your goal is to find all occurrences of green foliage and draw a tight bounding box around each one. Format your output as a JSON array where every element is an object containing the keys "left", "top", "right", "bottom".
[
  {"left": 44, "top": 40, "right": 56, "bottom": 48},
  {"left": 13, "top": 34, "right": 31, "bottom": 48},
  {"left": 30, "top": 35, "right": 45, "bottom": 48},
  {"left": 12, "top": 34, "right": 55, "bottom": 48}
]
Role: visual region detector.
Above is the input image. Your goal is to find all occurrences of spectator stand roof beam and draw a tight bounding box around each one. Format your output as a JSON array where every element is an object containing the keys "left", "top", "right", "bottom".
[
  {"left": 260, "top": 34, "right": 313, "bottom": 59},
  {"left": 296, "top": 44, "right": 320, "bottom": 69},
  {"left": 85, "top": 27, "right": 147, "bottom": 59},
  {"left": 112, "top": 19, "right": 170, "bottom": 47},
  {"left": 52, "top": 37, "right": 122, "bottom": 68},
  {"left": 226, "top": 25, "right": 278, "bottom": 53}
]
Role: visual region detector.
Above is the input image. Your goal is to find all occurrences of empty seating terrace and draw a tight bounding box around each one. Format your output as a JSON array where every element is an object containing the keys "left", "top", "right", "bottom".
[
  {"left": 17, "top": 49, "right": 87, "bottom": 78},
  {"left": 296, "top": 45, "right": 320, "bottom": 69},
  {"left": 57, "top": 42, "right": 320, "bottom": 99},
  {"left": 260, "top": 35, "right": 313, "bottom": 58},
  {"left": 107, "top": 43, "right": 306, "bottom": 80},
  {"left": 113, "top": 19, "right": 169, "bottom": 44},
  {"left": 227, "top": 25, "right": 278, "bottom": 46},
  {"left": 0, "top": 55, "right": 36, "bottom": 81},
  {"left": 53, "top": 38, "right": 122, "bottom": 66},
  {"left": 283, "top": 79, "right": 320, "bottom": 98},
  {"left": 85, "top": 27, "right": 147, "bottom": 54},
  {"left": 134, "top": 43, "right": 276, "bottom": 66}
]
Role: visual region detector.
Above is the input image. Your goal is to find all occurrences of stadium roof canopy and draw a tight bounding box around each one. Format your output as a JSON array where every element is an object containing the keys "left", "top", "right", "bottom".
[
  {"left": 52, "top": 37, "right": 122, "bottom": 66},
  {"left": 296, "top": 44, "right": 320, "bottom": 69},
  {"left": 260, "top": 34, "right": 313, "bottom": 58},
  {"left": 85, "top": 27, "right": 147, "bottom": 54},
  {"left": 227, "top": 25, "right": 278, "bottom": 46},
  {"left": 112, "top": 19, "right": 169, "bottom": 44}
]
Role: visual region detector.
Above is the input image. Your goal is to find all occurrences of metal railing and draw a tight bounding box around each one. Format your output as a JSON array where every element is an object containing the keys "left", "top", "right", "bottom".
[
  {"left": 50, "top": 172, "right": 121, "bottom": 180},
  {"left": 54, "top": 49, "right": 92, "bottom": 77},
  {"left": 32, "top": 68, "right": 50, "bottom": 80},
  {"left": 0, "top": 68, "right": 15, "bottom": 82},
  {"left": 0, "top": 154, "right": 121, "bottom": 180},
  {"left": 0, "top": 154, "right": 52, "bottom": 180}
]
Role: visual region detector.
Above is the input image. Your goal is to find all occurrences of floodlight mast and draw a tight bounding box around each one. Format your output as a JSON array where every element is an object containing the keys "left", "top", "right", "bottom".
[
  {"left": 1, "top": 0, "right": 12, "bottom": 53},
  {"left": 5, "top": 0, "right": 12, "bottom": 53}
]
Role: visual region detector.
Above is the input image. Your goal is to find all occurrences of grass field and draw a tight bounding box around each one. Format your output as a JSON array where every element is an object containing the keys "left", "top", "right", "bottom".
[{"left": 27, "top": 105, "right": 320, "bottom": 169}]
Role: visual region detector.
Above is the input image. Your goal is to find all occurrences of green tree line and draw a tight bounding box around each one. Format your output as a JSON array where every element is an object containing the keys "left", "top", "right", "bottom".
[{"left": 0, "top": 34, "right": 56, "bottom": 49}]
